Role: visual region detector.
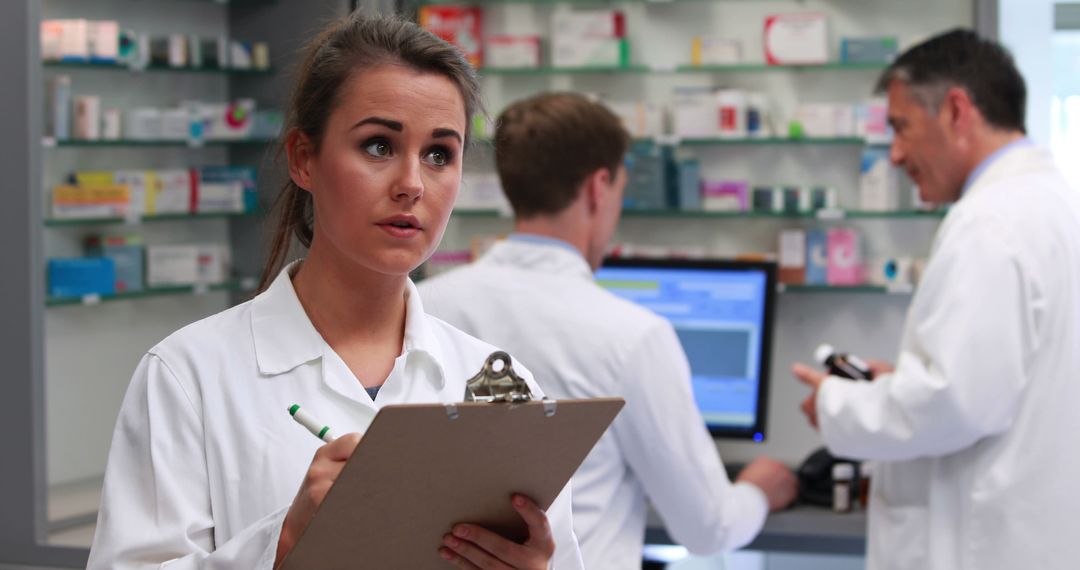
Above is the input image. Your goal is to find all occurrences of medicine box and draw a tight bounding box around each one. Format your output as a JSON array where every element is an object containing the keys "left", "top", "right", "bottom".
[
  {"left": 675, "top": 160, "right": 701, "bottom": 211},
  {"left": 607, "top": 101, "right": 663, "bottom": 138},
  {"left": 692, "top": 36, "right": 742, "bottom": 66},
  {"left": 52, "top": 184, "right": 130, "bottom": 219},
  {"left": 485, "top": 36, "right": 541, "bottom": 69},
  {"left": 623, "top": 143, "right": 669, "bottom": 210},
  {"left": 48, "top": 257, "right": 115, "bottom": 298},
  {"left": 197, "top": 166, "right": 254, "bottom": 213},
  {"left": 419, "top": 6, "right": 483, "bottom": 67},
  {"left": 702, "top": 180, "right": 748, "bottom": 212},
  {"left": 203, "top": 100, "right": 255, "bottom": 140},
  {"left": 826, "top": 227, "right": 864, "bottom": 286},
  {"left": 805, "top": 228, "right": 828, "bottom": 285},
  {"left": 859, "top": 148, "right": 900, "bottom": 211},
  {"left": 85, "top": 235, "right": 145, "bottom": 293},
  {"left": 153, "top": 169, "right": 196, "bottom": 215},
  {"left": 764, "top": 13, "right": 829, "bottom": 66},
  {"left": 778, "top": 229, "right": 806, "bottom": 285},
  {"left": 840, "top": 37, "right": 898, "bottom": 64},
  {"left": 552, "top": 10, "right": 628, "bottom": 68}
]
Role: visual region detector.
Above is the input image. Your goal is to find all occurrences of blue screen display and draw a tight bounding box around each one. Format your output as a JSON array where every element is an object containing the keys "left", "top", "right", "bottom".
[{"left": 595, "top": 265, "right": 770, "bottom": 436}]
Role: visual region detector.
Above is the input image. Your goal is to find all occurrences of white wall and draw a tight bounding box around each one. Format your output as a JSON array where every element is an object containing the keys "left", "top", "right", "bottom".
[{"left": 999, "top": 0, "right": 1055, "bottom": 144}]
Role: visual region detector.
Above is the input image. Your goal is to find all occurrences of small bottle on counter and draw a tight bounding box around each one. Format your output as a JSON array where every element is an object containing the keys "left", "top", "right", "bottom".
[
  {"left": 815, "top": 343, "right": 874, "bottom": 381},
  {"left": 832, "top": 462, "right": 855, "bottom": 513},
  {"left": 859, "top": 461, "right": 873, "bottom": 509}
]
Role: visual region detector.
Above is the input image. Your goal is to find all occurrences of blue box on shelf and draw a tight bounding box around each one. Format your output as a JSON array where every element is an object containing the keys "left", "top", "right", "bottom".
[
  {"left": 85, "top": 235, "right": 145, "bottom": 293},
  {"left": 674, "top": 159, "right": 701, "bottom": 211},
  {"left": 840, "top": 37, "right": 899, "bottom": 64},
  {"left": 623, "top": 142, "right": 671, "bottom": 210},
  {"left": 805, "top": 229, "right": 829, "bottom": 285},
  {"left": 198, "top": 165, "right": 258, "bottom": 213},
  {"left": 48, "top": 257, "right": 116, "bottom": 298}
]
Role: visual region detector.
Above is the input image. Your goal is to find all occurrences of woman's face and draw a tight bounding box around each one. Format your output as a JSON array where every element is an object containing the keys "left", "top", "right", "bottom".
[{"left": 291, "top": 64, "right": 467, "bottom": 278}]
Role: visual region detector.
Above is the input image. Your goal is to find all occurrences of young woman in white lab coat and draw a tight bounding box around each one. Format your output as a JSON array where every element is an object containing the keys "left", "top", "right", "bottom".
[{"left": 86, "top": 13, "right": 583, "bottom": 570}]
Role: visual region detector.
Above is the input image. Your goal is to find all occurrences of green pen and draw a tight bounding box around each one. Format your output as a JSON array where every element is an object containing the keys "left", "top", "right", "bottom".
[{"left": 289, "top": 404, "right": 336, "bottom": 443}]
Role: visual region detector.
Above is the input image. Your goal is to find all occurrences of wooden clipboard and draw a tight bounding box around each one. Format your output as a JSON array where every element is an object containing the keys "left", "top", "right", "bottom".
[{"left": 279, "top": 397, "right": 624, "bottom": 569}]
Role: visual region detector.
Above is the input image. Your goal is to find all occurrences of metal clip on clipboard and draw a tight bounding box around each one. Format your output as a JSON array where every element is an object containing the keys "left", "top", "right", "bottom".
[{"left": 464, "top": 351, "right": 535, "bottom": 403}]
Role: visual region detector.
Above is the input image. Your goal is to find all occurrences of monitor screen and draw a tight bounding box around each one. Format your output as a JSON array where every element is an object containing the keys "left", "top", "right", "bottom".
[{"left": 595, "top": 258, "right": 777, "bottom": 440}]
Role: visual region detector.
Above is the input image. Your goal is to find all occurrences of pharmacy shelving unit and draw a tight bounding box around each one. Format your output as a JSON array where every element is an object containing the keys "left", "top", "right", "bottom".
[
  {"left": 415, "top": 0, "right": 974, "bottom": 526},
  {"left": 29, "top": 0, "right": 335, "bottom": 562}
]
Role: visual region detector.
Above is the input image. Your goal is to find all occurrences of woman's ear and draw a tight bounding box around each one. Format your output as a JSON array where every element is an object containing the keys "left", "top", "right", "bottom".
[{"left": 286, "top": 130, "right": 315, "bottom": 192}]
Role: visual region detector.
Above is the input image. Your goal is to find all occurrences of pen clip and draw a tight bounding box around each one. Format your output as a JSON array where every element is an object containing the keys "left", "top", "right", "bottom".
[{"left": 463, "top": 351, "right": 535, "bottom": 404}]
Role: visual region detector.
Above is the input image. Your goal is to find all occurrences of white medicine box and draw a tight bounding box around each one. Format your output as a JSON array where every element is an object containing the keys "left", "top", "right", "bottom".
[{"left": 764, "top": 13, "right": 829, "bottom": 66}]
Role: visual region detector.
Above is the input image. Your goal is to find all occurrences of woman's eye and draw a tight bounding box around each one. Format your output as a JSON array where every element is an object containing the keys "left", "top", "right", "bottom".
[
  {"left": 363, "top": 139, "right": 392, "bottom": 158},
  {"left": 424, "top": 148, "right": 451, "bottom": 166}
]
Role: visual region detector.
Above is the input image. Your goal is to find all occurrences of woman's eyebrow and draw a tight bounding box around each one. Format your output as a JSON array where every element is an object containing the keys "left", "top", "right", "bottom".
[
  {"left": 351, "top": 116, "right": 403, "bottom": 131},
  {"left": 432, "top": 128, "right": 462, "bottom": 143}
]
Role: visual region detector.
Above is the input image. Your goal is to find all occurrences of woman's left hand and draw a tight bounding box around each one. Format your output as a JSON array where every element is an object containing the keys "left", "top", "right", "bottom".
[{"left": 439, "top": 494, "right": 554, "bottom": 569}]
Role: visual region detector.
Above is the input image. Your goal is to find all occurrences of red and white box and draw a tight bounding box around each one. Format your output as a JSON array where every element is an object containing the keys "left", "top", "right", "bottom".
[
  {"left": 485, "top": 35, "right": 541, "bottom": 69},
  {"left": 419, "top": 6, "right": 483, "bottom": 67},
  {"left": 764, "top": 13, "right": 828, "bottom": 65}
]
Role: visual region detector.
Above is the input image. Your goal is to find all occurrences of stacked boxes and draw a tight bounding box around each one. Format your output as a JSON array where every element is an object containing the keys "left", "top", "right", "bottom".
[
  {"left": 552, "top": 10, "right": 629, "bottom": 68},
  {"left": 419, "top": 6, "right": 483, "bottom": 67},
  {"left": 53, "top": 166, "right": 255, "bottom": 220}
]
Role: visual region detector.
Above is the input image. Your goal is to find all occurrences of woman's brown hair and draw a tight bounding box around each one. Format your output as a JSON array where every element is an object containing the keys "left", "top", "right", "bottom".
[{"left": 258, "top": 11, "right": 481, "bottom": 291}]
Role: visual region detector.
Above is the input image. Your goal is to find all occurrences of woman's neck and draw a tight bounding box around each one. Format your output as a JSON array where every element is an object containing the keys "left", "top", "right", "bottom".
[{"left": 291, "top": 242, "right": 408, "bottom": 361}]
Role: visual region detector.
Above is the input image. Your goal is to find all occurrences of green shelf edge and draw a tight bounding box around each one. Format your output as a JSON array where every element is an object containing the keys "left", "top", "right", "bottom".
[
  {"left": 46, "top": 138, "right": 276, "bottom": 148},
  {"left": 453, "top": 209, "right": 944, "bottom": 219},
  {"left": 43, "top": 61, "right": 274, "bottom": 75},
  {"left": 476, "top": 63, "right": 885, "bottom": 75},
  {"left": 480, "top": 65, "right": 651, "bottom": 75},
  {"left": 678, "top": 137, "right": 867, "bottom": 146},
  {"left": 46, "top": 279, "right": 256, "bottom": 307},
  {"left": 44, "top": 212, "right": 256, "bottom": 227},
  {"left": 782, "top": 285, "right": 912, "bottom": 295},
  {"left": 675, "top": 63, "right": 887, "bottom": 73}
]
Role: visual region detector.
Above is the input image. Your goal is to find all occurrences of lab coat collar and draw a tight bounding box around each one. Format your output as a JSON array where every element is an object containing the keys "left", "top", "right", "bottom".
[
  {"left": 961, "top": 141, "right": 1059, "bottom": 202},
  {"left": 250, "top": 261, "right": 445, "bottom": 388},
  {"left": 251, "top": 261, "right": 325, "bottom": 376},
  {"left": 401, "top": 278, "right": 448, "bottom": 388},
  {"left": 962, "top": 137, "right": 1034, "bottom": 196},
  {"left": 480, "top": 237, "right": 594, "bottom": 280}
]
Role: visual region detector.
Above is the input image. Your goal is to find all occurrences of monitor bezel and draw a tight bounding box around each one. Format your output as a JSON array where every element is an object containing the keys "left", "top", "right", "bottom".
[{"left": 599, "top": 257, "right": 778, "bottom": 441}]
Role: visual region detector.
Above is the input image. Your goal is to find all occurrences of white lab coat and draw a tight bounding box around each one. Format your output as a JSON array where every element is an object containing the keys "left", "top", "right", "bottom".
[
  {"left": 419, "top": 239, "right": 768, "bottom": 570},
  {"left": 817, "top": 145, "right": 1080, "bottom": 570},
  {"left": 87, "top": 262, "right": 585, "bottom": 570}
]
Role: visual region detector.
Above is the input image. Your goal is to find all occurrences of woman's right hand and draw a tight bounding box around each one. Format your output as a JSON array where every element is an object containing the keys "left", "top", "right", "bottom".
[{"left": 275, "top": 433, "right": 362, "bottom": 567}]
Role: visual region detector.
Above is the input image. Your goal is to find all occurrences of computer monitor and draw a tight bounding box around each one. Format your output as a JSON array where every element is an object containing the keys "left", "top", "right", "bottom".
[{"left": 595, "top": 258, "right": 777, "bottom": 441}]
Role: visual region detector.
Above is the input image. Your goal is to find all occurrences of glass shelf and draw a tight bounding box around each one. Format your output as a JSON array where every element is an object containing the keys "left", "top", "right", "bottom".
[
  {"left": 451, "top": 209, "right": 508, "bottom": 218},
  {"left": 44, "top": 138, "right": 276, "bottom": 148},
  {"left": 480, "top": 65, "right": 651, "bottom": 75},
  {"left": 677, "top": 136, "right": 869, "bottom": 146},
  {"left": 452, "top": 209, "right": 945, "bottom": 220},
  {"left": 478, "top": 63, "right": 886, "bottom": 76},
  {"left": 675, "top": 62, "right": 887, "bottom": 73},
  {"left": 46, "top": 279, "right": 257, "bottom": 308},
  {"left": 44, "top": 211, "right": 256, "bottom": 227},
  {"left": 43, "top": 61, "right": 273, "bottom": 75},
  {"left": 474, "top": 136, "right": 885, "bottom": 147},
  {"left": 781, "top": 284, "right": 915, "bottom": 295}
]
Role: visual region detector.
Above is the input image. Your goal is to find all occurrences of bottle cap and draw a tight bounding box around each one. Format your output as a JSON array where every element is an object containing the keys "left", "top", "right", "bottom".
[
  {"left": 832, "top": 462, "right": 855, "bottom": 480},
  {"left": 814, "top": 343, "right": 835, "bottom": 366}
]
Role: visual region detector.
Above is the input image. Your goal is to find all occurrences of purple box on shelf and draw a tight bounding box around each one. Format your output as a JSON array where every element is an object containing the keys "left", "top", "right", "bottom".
[{"left": 702, "top": 180, "right": 749, "bottom": 212}]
